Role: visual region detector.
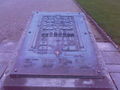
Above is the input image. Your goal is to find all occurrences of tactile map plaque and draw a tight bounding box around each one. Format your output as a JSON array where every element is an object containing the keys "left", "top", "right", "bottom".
[
  {"left": 11, "top": 12, "right": 102, "bottom": 78},
  {"left": 34, "top": 15, "right": 80, "bottom": 53}
]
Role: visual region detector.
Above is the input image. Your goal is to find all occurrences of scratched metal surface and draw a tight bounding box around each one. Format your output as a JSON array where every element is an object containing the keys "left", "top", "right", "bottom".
[{"left": 10, "top": 12, "right": 102, "bottom": 78}]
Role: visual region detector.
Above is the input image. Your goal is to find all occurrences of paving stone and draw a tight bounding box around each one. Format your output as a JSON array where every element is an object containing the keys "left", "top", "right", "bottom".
[
  {"left": 0, "top": 41, "right": 17, "bottom": 53},
  {"left": 0, "top": 53, "right": 17, "bottom": 79},
  {"left": 0, "top": 63, "right": 7, "bottom": 79},
  {"left": 110, "top": 73, "right": 120, "bottom": 90},
  {"left": 106, "top": 65, "right": 120, "bottom": 73},
  {"left": 101, "top": 51, "right": 120, "bottom": 64},
  {"left": 97, "top": 42, "right": 117, "bottom": 51}
]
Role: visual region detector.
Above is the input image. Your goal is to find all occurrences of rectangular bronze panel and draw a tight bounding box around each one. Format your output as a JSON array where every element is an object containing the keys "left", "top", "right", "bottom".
[{"left": 10, "top": 12, "right": 102, "bottom": 78}]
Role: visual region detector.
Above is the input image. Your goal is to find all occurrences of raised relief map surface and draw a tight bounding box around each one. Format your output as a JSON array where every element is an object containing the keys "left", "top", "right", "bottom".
[{"left": 11, "top": 12, "right": 102, "bottom": 78}]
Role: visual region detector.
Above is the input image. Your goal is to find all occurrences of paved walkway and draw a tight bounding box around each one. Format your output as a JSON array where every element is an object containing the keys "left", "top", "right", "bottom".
[{"left": 0, "top": 0, "right": 120, "bottom": 90}]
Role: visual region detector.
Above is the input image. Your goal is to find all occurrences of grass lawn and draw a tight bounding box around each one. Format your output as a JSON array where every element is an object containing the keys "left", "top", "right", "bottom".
[{"left": 76, "top": 0, "right": 120, "bottom": 45}]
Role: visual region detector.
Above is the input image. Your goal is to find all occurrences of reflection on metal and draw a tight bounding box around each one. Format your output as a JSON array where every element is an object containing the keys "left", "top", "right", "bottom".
[{"left": 4, "top": 12, "right": 113, "bottom": 90}]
